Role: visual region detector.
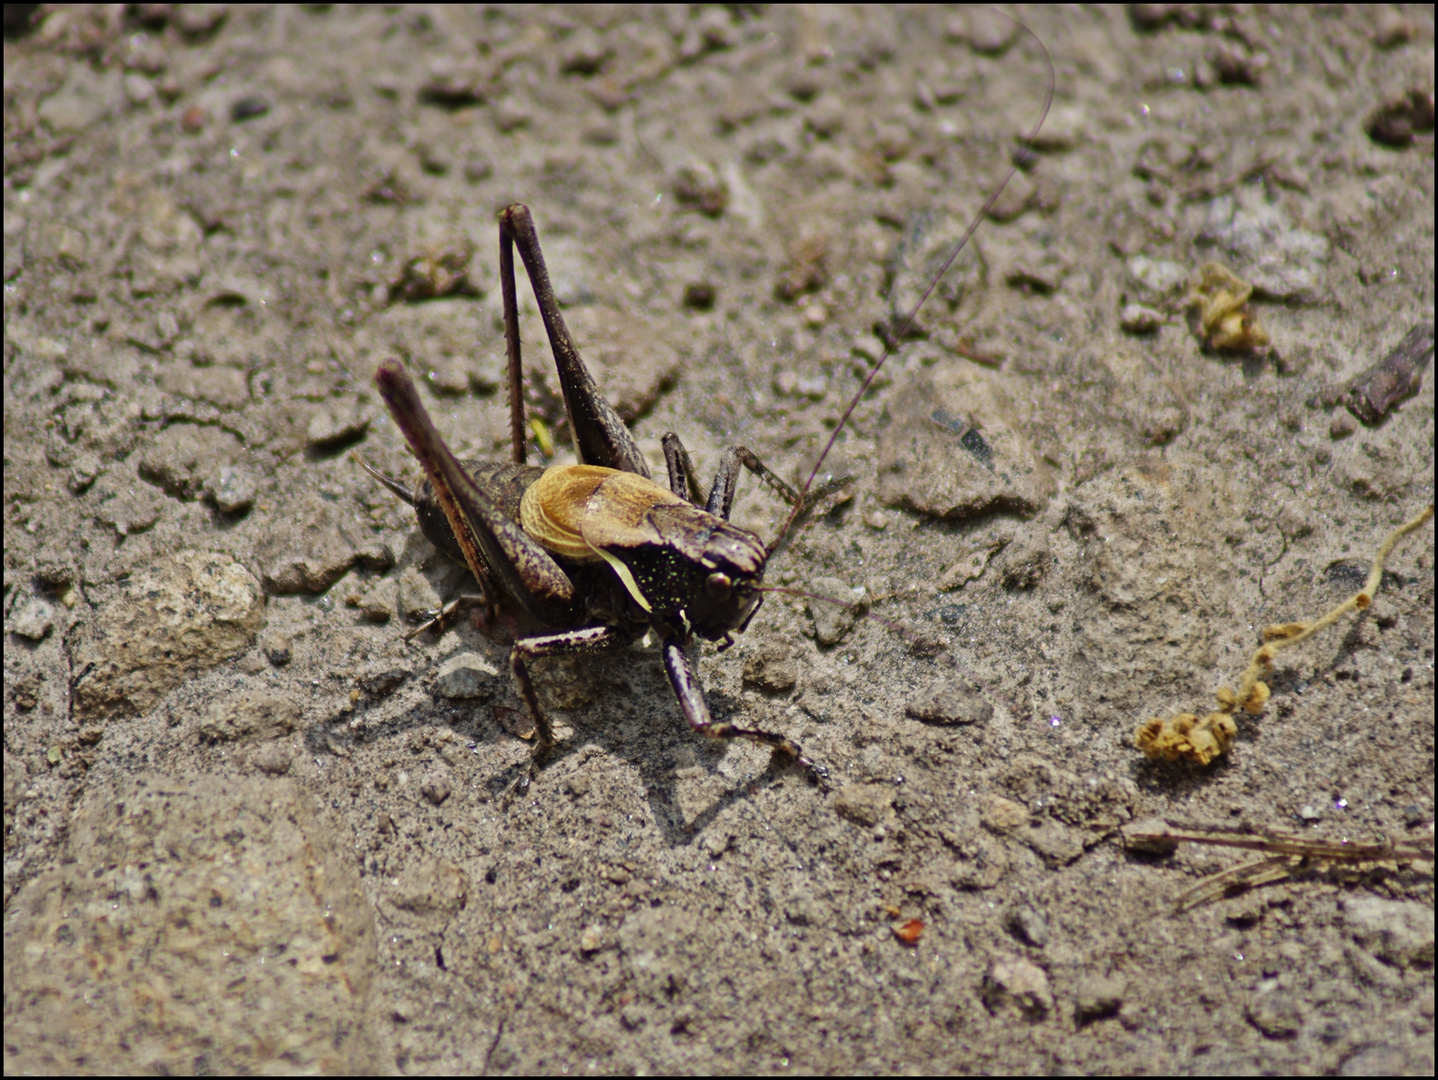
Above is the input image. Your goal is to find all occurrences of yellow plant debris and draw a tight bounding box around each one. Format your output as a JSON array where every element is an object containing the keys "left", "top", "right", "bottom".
[{"left": 1136, "top": 505, "right": 1433, "bottom": 764}]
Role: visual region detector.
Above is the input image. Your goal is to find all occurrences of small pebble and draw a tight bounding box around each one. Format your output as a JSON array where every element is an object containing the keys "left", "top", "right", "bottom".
[
  {"left": 906, "top": 682, "right": 992, "bottom": 726},
  {"left": 181, "top": 105, "right": 208, "bottom": 133},
  {"left": 207, "top": 465, "right": 256, "bottom": 514},
  {"left": 229, "top": 96, "right": 270, "bottom": 122},
  {"left": 420, "top": 772, "right": 452, "bottom": 806},
  {"left": 437, "top": 653, "right": 500, "bottom": 699},
  {"left": 1119, "top": 303, "right": 1163, "bottom": 335},
  {"left": 12, "top": 597, "right": 56, "bottom": 641}
]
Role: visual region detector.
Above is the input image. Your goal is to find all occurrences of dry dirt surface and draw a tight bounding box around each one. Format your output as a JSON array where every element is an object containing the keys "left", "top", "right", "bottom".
[{"left": 4, "top": 5, "right": 1434, "bottom": 1074}]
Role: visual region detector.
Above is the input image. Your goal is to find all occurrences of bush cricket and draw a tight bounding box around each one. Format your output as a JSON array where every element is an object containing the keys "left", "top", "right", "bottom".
[{"left": 359, "top": 23, "right": 1053, "bottom": 787}]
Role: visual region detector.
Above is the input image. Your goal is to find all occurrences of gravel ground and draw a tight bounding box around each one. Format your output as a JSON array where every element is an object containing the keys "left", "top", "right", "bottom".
[{"left": 4, "top": 5, "right": 1433, "bottom": 1074}]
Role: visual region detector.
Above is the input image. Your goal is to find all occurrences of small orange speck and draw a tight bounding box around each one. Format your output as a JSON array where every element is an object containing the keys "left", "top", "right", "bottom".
[{"left": 893, "top": 919, "right": 925, "bottom": 945}]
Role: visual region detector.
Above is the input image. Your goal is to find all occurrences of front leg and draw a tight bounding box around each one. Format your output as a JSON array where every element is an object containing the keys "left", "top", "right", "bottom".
[
  {"left": 660, "top": 635, "right": 829, "bottom": 788},
  {"left": 661, "top": 431, "right": 707, "bottom": 505},
  {"left": 703, "top": 446, "right": 804, "bottom": 519},
  {"left": 660, "top": 433, "right": 852, "bottom": 554}
]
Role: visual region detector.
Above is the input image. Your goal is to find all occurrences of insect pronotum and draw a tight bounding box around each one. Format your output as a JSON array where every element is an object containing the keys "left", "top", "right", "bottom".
[{"left": 360, "top": 17, "right": 1054, "bottom": 788}]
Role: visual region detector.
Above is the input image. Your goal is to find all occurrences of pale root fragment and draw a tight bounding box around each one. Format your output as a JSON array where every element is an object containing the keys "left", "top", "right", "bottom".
[
  {"left": 1122, "top": 818, "right": 1434, "bottom": 912},
  {"left": 1135, "top": 505, "right": 1433, "bottom": 765}
]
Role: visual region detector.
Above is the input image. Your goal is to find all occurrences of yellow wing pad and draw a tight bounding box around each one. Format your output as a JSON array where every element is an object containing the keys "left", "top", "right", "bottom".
[
  {"left": 520, "top": 465, "right": 690, "bottom": 560},
  {"left": 519, "top": 464, "right": 613, "bottom": 562},
  {"left": 520, "top": 464, "right": 717, "bottom": 615}
]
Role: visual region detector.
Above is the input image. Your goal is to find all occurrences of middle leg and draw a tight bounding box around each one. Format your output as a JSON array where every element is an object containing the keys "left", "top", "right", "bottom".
[{"left": 511, "top": 622, "right": 640, "bottom": 765}]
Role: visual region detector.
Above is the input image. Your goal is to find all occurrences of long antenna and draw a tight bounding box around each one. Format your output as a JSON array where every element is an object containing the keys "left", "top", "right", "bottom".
[{"left": 772, "top": 12, "right": 1055, "bottom": 549}]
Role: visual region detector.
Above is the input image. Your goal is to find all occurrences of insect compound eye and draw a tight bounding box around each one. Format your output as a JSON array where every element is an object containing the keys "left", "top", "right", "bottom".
[{"left": 704, "top": 572, "right": 733, "bottom": 601}]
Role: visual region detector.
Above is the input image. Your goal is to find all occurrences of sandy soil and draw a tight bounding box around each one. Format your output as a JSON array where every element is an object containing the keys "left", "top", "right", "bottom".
[{"left": 4, "top": 5, "right": 1433, "bottom": 1074}]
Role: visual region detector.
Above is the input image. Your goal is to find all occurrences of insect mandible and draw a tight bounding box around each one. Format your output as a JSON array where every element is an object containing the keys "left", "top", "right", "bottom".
[{"left": 359, "top": 25, "right": 1054, "bottom": 788}]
